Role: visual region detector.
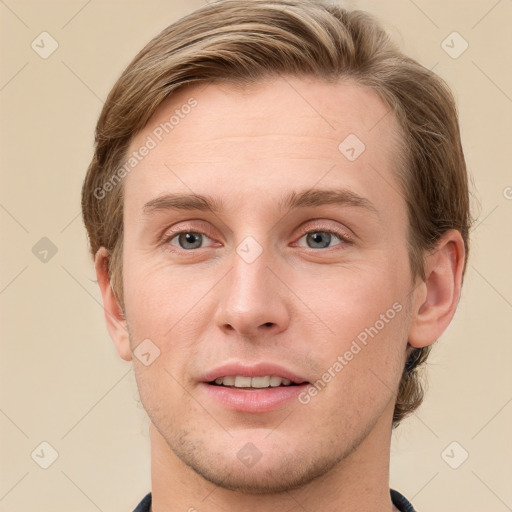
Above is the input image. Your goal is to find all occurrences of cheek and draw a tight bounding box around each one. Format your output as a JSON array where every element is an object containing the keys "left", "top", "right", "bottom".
[
  {"left": 133, "top": 363, "right": 184, "bottom": 433},
  {"left": 299, "top": 262, "right": 409, "bottom": 401},
  {"left": 123, "top": 255, "right": 207, "bottom": 334},
  {"left": 123, "top": 257, "right": 216, "bottom": 386},
  {"left": 310, "top": 260, "right": 408, "bottom": 342},
  {"left": 299, "top": 304, "right": 407, "bottom": 431}
]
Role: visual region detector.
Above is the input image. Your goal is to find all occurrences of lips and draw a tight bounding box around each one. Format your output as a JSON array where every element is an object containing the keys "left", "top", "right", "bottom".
[
  {"left": 211, "top": 375, "right": 296, "bottom": 388},
  {"left": 200, "top": 362, "right": 309, "bottom": 386},
  {"left": 198, "top": 362, "right": 311, "bottom": 412}
]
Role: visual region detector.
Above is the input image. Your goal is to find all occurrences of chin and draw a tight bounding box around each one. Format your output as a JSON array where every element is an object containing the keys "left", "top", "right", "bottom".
[{"left": 167, "top": 427, "right": 347, "bottom": 495}]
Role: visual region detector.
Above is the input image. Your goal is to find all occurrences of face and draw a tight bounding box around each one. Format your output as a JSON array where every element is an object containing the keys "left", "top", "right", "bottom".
[{"left": 119, "top": 76, "right": 417, "bottom": 492}]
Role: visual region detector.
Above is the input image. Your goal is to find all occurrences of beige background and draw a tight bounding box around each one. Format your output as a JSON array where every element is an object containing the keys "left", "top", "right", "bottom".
[{"left": 1, "top": 0, "right": 511, "bottom": 511}]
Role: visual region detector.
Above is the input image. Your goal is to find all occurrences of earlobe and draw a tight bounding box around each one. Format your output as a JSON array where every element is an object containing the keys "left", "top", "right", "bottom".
[
  {"left": 94, "top": 247, "right": 132, "bottom": 361},
  {"left": 408, "top": 230, "right": 466, "bottom": 349}
]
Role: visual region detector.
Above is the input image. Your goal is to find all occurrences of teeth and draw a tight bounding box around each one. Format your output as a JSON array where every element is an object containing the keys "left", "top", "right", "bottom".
[
  {"left": 251, "top": 376, "right": 270, "bottom": 388},
  {"left": 269, "top": 376, "right": 282, "bottom": 387},
  {"left": 234, "top": 376, "right": 252, "bottom": 387},
  {"left": 212, "top": 376, "right": 295, "bottom": 388}
]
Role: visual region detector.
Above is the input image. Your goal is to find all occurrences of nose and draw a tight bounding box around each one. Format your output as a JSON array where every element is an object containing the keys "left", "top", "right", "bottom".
[{"left": 214, "top": 243, "right": 291, "bottom": 338}]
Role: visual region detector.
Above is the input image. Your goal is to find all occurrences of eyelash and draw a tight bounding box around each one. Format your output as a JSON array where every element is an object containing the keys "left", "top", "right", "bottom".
[{"left": 160, "top": 223, "right": 353, "bottom": 253}]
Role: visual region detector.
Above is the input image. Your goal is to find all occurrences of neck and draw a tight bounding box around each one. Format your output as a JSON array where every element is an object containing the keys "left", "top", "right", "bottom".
[{"left": 149, "top": 401, "right": 398, "bottom": 512}]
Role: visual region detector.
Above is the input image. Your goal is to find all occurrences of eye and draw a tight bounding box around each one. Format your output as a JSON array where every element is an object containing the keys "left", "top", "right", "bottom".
[
  {"left": 296, "top": 230, "right": 349, "bottom": 249},
  {"left": 166, "top": 231, "right": 214, "bottom": 251},
  {"left": 161, "top": 225, "right": 352, "bottom": 253}
]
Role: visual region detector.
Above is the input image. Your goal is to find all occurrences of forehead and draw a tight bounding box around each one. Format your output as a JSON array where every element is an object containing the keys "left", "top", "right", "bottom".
[{"left": 123, "top": 76, "right": 405, "bottom": 217}]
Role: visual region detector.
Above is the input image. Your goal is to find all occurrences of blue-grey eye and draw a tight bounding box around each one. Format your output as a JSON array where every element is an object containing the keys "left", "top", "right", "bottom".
[
  {"left": 304, "top": 231, "right": 340, "bottom": 249},
  {"left": 176, "top": 232, "right": 204, "bottom": 250}
]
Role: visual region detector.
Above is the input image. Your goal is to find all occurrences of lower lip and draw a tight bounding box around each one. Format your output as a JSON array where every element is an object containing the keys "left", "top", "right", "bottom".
[{"left": 200, "top": 382, "right": 309, "bottom": 413}]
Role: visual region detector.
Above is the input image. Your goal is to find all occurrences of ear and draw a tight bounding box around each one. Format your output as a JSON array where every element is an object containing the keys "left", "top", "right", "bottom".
[
  {"left": 94, "top": 247, "right": 132, "bottom": 361},
  {"left": 408, "top": 229, "right": 466, "bottom": 349}
]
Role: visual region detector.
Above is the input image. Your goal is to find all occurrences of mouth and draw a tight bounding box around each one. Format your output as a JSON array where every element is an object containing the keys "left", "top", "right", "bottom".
[
  {"left": 208, "top": 375, "right": 307, "bottom": 389},
  {"left": 200, "top": 363, "right": 310, "bottom": 412}
]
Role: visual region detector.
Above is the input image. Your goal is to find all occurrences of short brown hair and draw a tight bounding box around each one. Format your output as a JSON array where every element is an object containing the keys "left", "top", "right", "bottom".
[{"left": 81, "top": 0, "right": 472, "bottom": 427}]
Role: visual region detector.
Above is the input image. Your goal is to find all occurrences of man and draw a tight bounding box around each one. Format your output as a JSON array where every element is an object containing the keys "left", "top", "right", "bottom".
[{"left": 81, "top": 0, "right": 471, "bottom": 510}]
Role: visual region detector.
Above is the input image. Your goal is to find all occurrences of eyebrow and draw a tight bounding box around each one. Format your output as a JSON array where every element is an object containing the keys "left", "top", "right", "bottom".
[{"left": 141, "top": 188, "right": 379, "bottom": 217}]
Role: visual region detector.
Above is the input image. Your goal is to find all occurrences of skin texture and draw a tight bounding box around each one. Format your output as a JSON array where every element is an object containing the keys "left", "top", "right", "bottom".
[{"left": 95, "top": 76, "right": 465, "bottom": 512}]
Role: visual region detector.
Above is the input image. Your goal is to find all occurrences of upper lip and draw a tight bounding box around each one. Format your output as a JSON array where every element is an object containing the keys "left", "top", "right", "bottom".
[{"left": 201, "top": 362, "right": 309, "bottom": 384}]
